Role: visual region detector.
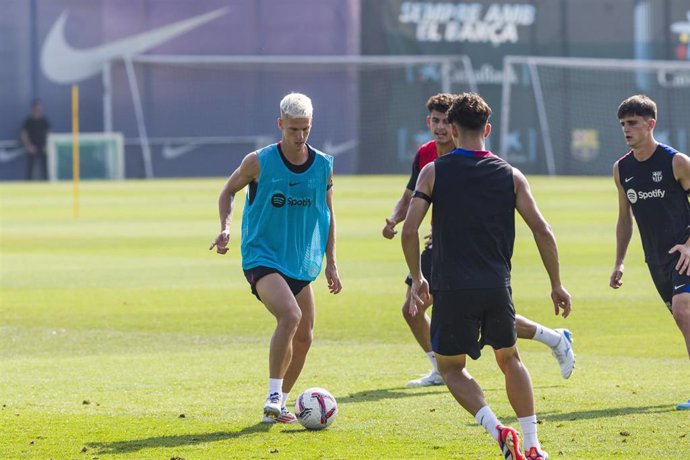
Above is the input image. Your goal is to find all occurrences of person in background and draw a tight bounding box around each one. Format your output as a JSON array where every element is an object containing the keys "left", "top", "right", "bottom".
[{"left": 21, "top": 99, "right": 51, "bottom": 181}]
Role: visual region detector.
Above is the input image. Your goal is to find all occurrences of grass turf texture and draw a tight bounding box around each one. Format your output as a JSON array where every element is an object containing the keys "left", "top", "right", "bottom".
[{"left": 1, "top": 176, "right": 688, "bottom": 459}]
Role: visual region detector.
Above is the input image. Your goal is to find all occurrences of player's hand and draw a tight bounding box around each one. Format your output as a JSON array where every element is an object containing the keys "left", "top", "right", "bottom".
[
  {"left": 209, "top": 230, "right": 230, "bottom": 254},
  {"left": 325, "top": 262, "right": 342, "bottom": 294},
  {"left": 609, "top": 264, "right": 624, "bottom": 289},
  {"left": 382, "top": 218, "right": 397, "bottom": 239},
  {"left": 670, "top": 244, "right": 690, "bottom": 275},
  {"left": 551, "top": 285, "right": 571, "bottom": 318},
  {"left": 408, "top": 277, "right": 430, "bottom": 315}
]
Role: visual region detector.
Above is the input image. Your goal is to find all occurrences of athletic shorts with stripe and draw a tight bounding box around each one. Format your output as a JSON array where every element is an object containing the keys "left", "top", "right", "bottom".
[{"left": 647, "top": 259, "right": 690, "bottom": 313}]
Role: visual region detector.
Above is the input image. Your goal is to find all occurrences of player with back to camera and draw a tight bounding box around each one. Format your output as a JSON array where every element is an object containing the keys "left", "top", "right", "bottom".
[
  {"left": 610, "top": 94, "right": 690, "bottom": 411},
  {"left": 401, "top": 92, "right": 572, "bottom": 460},
  {"left": 383, "top": 93, "right": 575, "bottom": 387},
  {"left": 210, "top": 92, "right": 342, "bottom": 423}
]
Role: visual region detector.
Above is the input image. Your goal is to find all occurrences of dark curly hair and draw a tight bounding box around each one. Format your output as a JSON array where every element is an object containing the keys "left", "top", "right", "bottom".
[
  {"left": 426, "top": 93, "right": 456, "bottom": 114},
  {"left": 447, "top": 92, "right": 492, "bottom": 131}
]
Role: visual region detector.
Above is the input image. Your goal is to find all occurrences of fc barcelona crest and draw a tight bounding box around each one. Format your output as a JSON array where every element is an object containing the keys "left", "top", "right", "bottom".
[{"left": 652, "top": 171, "right": 663, "bottom": 182}]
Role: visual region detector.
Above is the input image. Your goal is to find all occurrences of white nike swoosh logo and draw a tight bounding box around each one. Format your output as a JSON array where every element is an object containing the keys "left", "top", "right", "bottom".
[
  {"left": 323, "top": 139, "right": 358, "bottom": 156},
  {"left": 624, "top": 177, "right": 634, "bottom": 182},
  {"left": 0, "top": 147, "right": 25, "bottom": 163},
  {"left": 675, "top": 284, "right": 686, "bottom": 290},
  {"left": 162, "top": 142, "right": 199, "bottom": 160},
  {"left": 41, "top": 8, "right": 227, "bottom": 83}
]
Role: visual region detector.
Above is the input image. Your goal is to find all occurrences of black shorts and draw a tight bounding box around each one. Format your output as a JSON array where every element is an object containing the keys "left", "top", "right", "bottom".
[
  {"left": 430, "top": 287, "right": 517, "bottom": 360},
  {"left": 647, "top": 260, "right": 690, "bottom": 313},
  {"left": 243, "top": 266, "right": 310, "bottom": 301},
  {"left": 405, "top": 246, "right": 432, "bottom": 286}
]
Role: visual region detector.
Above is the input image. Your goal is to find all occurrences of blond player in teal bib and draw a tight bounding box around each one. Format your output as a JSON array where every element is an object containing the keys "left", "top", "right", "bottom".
[{"left": 210, "top": 93, "right": 342, "bottom": 424}]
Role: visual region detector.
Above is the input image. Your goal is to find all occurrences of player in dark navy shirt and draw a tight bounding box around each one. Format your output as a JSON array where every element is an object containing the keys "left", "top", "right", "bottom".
[
  {"left": 610, "top": 94, "right": 690, "bottom": 411},
  {"left": 402, "top": 93, "right": 571, "bottom": 460},
  {"left": 384, "top": 94, "right": 575, "bottom": 388}
]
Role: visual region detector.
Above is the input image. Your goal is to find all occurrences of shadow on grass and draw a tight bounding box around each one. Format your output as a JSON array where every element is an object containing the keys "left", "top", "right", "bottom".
[
  {"left": 87, "top": 422, "right": 272, "bottom": 455},
  {"left": 337, "top": 386, "right": 445, "bottom": 404},
  {"left": 539, "top": 404, "right": 673, "bottom": 422}
]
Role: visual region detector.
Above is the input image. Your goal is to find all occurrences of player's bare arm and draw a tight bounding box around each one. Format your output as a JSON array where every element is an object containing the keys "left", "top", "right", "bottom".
[
  {"left": 514, "top": 168, "right": 572, "bottom": 317},
  {"left": 383, "top": 188, "right": 413, "bottom": 239},
  {"left": 401, "top": 163, "right": 434, "bottom": 314},
  {"left": 209, "top": 152, "right": 260, "bottom": 254},
  {"left": 611, "top": 160, "right": 633, "bottom": 287},
  {"left": 668, "top": 152, "right": 690, "bottom": 275},
  {"left": 325, "top": 174, "right": 343, "bottom": 294}
]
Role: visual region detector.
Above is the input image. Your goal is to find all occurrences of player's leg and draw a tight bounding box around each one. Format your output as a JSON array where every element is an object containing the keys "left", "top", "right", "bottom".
[
  {"left": 25, "top": 154, "right": 34, "bottom": 180},
  {"left": 403, "top": 292, "right": 441, "bottom": 386},
  {"left": 38, "top": 152, "right": 48, "bottom": 180},
  {"left": 486, "top": 288, "right": 545, "bottom": 459},
  {"left": 404, "top": 247, "right": 442, "bottom": 386},
  {"left": 517, "top": 314, "right": 575, "bottom": 379},
  {"left": 433, "top": 289, "right": 525, "bottom": 460},
  {"left": 657, "top": 264, "right": 690, "bottom": 410},
  {"left": 282, "top": 284, "right": 315, "bottom": 398},
  {"left": 671, "top": 293, "right": 690, "bottom": 410},
  {"left": 671, "top": 293, "right": 690, "bottom": 358},
  {"left": 255, "top": 273, "right": 302, "bottom": 419}
]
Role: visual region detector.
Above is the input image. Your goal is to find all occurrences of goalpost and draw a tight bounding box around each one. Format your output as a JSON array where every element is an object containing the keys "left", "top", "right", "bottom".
[
  {"left": 500, "top": 56, "right": 690, "bottom": 176},
  {"left": 47, "top": 132, "right": 125, "bottom": 181}
]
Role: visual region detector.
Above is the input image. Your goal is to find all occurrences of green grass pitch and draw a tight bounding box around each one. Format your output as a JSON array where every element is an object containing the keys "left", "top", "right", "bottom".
[{"left": 1, "top": 176, "right": 688, "bottom": 459}]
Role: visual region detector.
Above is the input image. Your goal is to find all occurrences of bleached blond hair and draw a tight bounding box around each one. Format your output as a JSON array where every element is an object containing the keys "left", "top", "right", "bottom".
[{"left": 280, "top": 92, "right": 313, "bottom": 119}]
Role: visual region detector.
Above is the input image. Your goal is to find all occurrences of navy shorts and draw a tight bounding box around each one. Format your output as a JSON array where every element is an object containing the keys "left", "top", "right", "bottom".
[
  {"left": 405, "top": 246, "right": 432, "bottom": 286},
  {"left": 430, "top": 287, "right": 517, "bottom": 360},
  {"left": 243, "top": 266, "right": 310, "bottom": 301},
  {"left": 647, "top": 260, "right": 690, "bottom": 313}
]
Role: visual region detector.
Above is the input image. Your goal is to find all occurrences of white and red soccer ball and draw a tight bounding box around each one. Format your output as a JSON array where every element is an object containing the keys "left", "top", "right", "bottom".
[{"left": 294, "top": 387, "right": 338, "bottom": 430}]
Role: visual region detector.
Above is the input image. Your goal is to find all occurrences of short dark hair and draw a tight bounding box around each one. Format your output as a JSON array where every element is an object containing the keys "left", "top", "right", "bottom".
[
  {"left": 447, "top": 92, "right": 492, "bottom": 131},
  {"left": 617, "top": 94, "right": 656, "bottom": 120},
  {"left": 426, "top": 93, "right": 455, "bottom": 114}
]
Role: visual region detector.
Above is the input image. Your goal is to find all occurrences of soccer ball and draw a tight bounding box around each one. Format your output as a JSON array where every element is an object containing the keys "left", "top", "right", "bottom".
[{"left": 294, "top": 387, "right": 338, "bottom": 430}]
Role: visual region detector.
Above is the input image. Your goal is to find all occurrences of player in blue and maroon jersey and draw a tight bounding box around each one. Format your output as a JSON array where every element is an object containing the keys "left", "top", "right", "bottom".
[
  {"left": 402, "top": 92, "right": 571, "bottom": 460},
  {"left": 610, "top": 94, "right": 690, "bottom": 411},
  {"left": 384, "top": 94, "right": 576, "bottom": 388}
]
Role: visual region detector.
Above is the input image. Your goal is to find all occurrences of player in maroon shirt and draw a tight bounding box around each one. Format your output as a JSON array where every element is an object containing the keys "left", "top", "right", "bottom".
[{"left": 384, "top": 94, "right": 575, "bottom": 387}]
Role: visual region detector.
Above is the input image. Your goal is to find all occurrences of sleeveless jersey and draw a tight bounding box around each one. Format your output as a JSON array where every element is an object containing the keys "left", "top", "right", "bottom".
[
  {"left": 617, "top": 143, "right": 690, "bottom": 265},
  {"left": 406, "top": 141, "right": 438, "bottom": 191},
  {"left": 241, "top": 143, "right": 333, "bottom": 280},
  {"left": 431, "top": 148, "right": 516, "bottom": 290}
]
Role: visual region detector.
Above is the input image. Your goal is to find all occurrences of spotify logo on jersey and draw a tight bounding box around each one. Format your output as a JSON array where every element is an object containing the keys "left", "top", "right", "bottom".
[{"left": 271, "top": 193, "right": 286, "bottom": 207}]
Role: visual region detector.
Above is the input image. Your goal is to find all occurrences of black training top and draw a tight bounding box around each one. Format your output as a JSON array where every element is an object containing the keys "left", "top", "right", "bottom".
[
  {"left": 617, "top": 143, "right": 690, "bottom": 265},
  {"left": 430, "top": 148, "right": 515, "bottom": 291},
  {"left": 22, "top": 116, "right": 50, "bottom": 149}
]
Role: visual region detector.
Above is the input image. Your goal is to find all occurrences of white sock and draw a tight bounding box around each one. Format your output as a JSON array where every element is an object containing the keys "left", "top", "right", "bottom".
[
  {"left": 282, "top": 392, "right": 290, "bottom": 408},
  {"left": 475, "top": 405, "right": 500, "bottom": 441},
  {"left": 518, "top": 415, "right": 540, "bottom": 451},
  {"left": 426, "top": 351, "right": 439, "bottom": 373},
  {"left": 532, "top": 325, "right": 562, "bottom": 347},
  {"left": 268, "top": 378, "right": 283, "bottom": 400}
]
